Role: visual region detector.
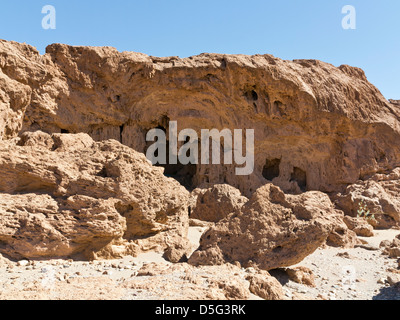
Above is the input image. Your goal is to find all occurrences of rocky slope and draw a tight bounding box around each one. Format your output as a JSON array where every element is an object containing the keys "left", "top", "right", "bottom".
[{"left": 0, "top": 39, "right": 399, "bottom": 299}]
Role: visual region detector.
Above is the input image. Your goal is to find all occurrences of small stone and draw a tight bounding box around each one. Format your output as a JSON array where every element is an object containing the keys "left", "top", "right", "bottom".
[
  {"left": 377, "top": 277, "right": 386, "bottom": 284},
  {"left": 387, "top": 274, "right": 400, "bottom": 286},
  {"left": 17, "top": 260, "right": 29, "bottom": 267}
]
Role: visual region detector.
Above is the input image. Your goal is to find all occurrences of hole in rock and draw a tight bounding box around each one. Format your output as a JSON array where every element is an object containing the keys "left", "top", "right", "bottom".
[
  {"left": 251, "top": 90, "right": 258, "bottom": 101},
  {"left": 262, "top": 159, "right": 281, "bottom": 181},
  {"left": 119, "top": 125, "right": 124, "bottom": 143},
  {"left": 162, "top": 161, "right": 197, "bottom": 191},
  {"left": 97, "top": 166, "right": 109, "bottom": 178},
  {"left": 145, "top": 122, "right": 197, "bottom": 191},
  {"left": 290, "top": 167, "right": 307, "bottom": 192},
  {"left": 61, "top": 129, "right": 70, "bottom": 134},
  {"left": 244, "top": 88, "right": 259, "bottom": 101},
  {"left": 273, "top": 246, "right": 283, "bottom": 253}
]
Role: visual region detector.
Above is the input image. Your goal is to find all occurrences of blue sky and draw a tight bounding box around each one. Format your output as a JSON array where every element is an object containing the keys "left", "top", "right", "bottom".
[{"left": 1, "top": 0, "right": 399, "bottom": 99}]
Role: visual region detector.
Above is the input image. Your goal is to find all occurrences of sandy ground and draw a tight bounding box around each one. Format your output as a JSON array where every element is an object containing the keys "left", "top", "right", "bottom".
[
  {"left": 0, "top": 227, "right": 399, "bottom": 300},
  {"left": 272, "top": 229, "right": 400, "bottom": 300}
]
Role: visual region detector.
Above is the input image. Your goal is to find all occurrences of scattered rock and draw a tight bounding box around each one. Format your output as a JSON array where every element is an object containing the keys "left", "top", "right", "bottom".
[
  {"left": 355, "top": 244, "right": 380, "bottom": 251},
  {"left": 283, "top": 266, "right": 316, "bottom": 287},
  {"left": 17, "top": 260, "right": 29, "bottom": 267},
  {"left": 343, "top": 216, "right": 374, "bottom": 237},
  {"left": 326, "top": 214, "right": 361, "bottom": 248},
  {"left": 246, "top": 271, "right": 285, "bottom": 300},
  {"left": 387, "top": 274, "right": 400, "bottom": 286},
  {"left": 336, "top": 252, "right": 354, "bottom": 259},
  {"left": 335, "top": 170, "right": 400, "bottom": 229},
  {"left": 380, "top": 235, "right": 400, "bottom": 258}
]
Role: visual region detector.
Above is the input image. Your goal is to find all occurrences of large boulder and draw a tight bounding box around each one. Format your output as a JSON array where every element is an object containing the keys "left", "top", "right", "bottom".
[
  {"left": 189, "top": 184, "right": 337, "bottom": 270},
  {"left": 334, "top": 168, "right": 400, "bottom": 229},
  {"left": 0, "top": 132, "right": 190, "bottom": 260}
]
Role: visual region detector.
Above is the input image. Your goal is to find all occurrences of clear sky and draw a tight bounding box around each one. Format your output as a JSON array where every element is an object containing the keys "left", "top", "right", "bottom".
[{"left": 1, "top": 0, "right": 399, "bottom": 99}]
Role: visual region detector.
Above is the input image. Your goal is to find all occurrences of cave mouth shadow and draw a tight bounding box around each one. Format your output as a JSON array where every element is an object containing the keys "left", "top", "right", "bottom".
[
  {"left": 161, "top": 162, "right": 197, "bottom": 191},
  {"left": 145, "top": 122, "right": 198, "bottom": 191},
  {"left": 269, "top": 268, "right": 290, "bottom": 286}
]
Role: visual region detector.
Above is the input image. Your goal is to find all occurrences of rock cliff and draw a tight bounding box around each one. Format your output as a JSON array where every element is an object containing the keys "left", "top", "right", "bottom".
[{"left": 1, "top": 39, "right": 399, "bottom": 264}]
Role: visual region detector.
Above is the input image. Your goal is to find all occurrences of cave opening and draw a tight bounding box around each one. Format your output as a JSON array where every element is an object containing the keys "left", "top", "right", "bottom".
[
  {"left": 291, "top": 167, "right": 307, "bottom": 192},
  {"left": 145, "top": 122, "right": 197, "bottom": 191},
  {"left": 262, "top": 158, "right": 281, "bottom": 181},
  {"left": 119, "top": 125, "right": 124, "bottom": 143},
  {"left": 251, "top": 90, "right": 259, "bottom": 101}
]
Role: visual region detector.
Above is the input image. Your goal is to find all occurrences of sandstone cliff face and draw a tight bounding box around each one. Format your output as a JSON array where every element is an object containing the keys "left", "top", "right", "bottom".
[
  {"left": 1, "top": 40, "right": 399, "bottom": 198},
  {"left": 0, "top": 39, "right": 399, "bottom": 264}
]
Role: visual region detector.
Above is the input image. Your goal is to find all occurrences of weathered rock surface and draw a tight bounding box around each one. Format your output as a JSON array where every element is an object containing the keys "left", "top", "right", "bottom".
[
  {"left": 1, "top": 40, "right": 400, "bottom": 198},
  {"left": 282, "top": 266, "right": 316, "bottom": 287},
  {"left": 325, "top": 213, "right": 361, "bottom": 248},
  {"left": 0, "top": 132, "right": 190, "bottom": 260},
  {"left": 246, "top": 269, "right": 284, "bottom": 300},
  {"left": 189, "top": 184, "right": 339, "bottom": 270},
  {"left": 334, "top": 169, "right": 400, "bottom": 229},
  {"left": 343, "top": 216, "right": 374, "bottom": 237},
  {"left": 190, "top": 184, "right": 248, "bottom": 222}
]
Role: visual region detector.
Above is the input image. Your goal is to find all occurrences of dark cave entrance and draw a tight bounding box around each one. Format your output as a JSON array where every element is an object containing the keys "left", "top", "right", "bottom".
[
  {"left": 262, "top": 158, "right": 281, "bottom": 181},
  {"left": 145, "top": 121, "right": 197, "bottom": 191},
  {"left": 290, "top": 167, "right": 307, "bottom": 192},
  {"left": 162, "top": 161, "right": 197, "bottom": 191}
]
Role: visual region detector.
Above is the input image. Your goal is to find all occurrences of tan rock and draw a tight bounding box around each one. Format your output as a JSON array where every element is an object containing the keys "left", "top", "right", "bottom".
[
  {"left": 190, "top": 184, "right": 248, "bottom": 222},
  {"left": 380, "top": 235, "right": 400, "bottom": 258},
  {"left": 334, "top": 169, "right": 400, "bottom": 229},
  {"left": 0, "top": 133, "right": 189, "bottom": 260},
  {"left": 387, "top": 274, "right": 400, "bottom": 287},
  {"left": 189, "top": 184, "right": 338, "bottom": 270},
  {"left": 326, "top": 213, "right": 361, "bottom": 248},
  {"left": 0, "top": 193, "right": 126, "bottom": 260},
  {"left": 343, "top": 216, "right": 374, "bottom": 237},
  {"left": 246, "top": 270, "right": 284, "bottom": 300},
  {"left": 283, "top": 266, "right": 316, "bottom": 287}
]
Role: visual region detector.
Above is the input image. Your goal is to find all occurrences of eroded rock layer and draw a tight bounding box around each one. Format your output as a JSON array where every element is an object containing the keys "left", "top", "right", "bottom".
[{"left": 1, "top": 40, "right": 400, "bottom": 197}]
